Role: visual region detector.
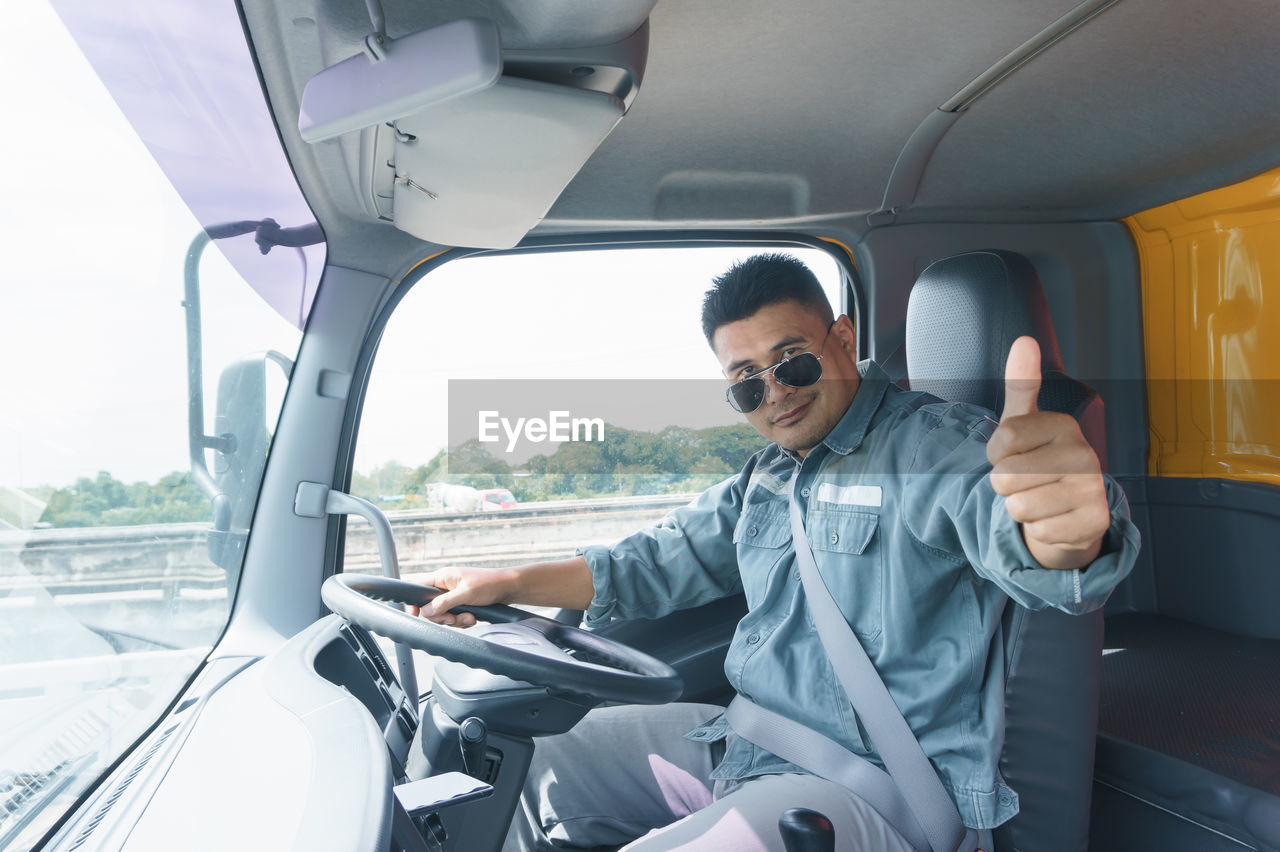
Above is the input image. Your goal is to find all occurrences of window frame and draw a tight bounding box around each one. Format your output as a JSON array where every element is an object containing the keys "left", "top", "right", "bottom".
[{"left": 325, "top": 233, "right": 863, "bottom": 580}]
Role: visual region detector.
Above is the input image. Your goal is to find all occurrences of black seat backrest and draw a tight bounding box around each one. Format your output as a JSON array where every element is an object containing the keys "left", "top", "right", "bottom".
[
  {"left": 905, "top": 250, "right": 1104, "bottom": 852},
  {"left": 905, "top": 249, "right": 1106, "bottom": 466}
]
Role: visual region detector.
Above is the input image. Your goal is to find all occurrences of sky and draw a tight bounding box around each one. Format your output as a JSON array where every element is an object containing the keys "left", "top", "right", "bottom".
[
  {"left": 0, "top": 1, "right": 301, "bottom": 490},
  {"left": 0, "top": 1, "right": 842, "bottom": 492},
  {"left": 356, "top": 248, "right": 843, "bottom": 472}
]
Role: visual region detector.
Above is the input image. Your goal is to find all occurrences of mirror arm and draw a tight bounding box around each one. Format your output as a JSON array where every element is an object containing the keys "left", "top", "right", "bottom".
[
  {"left": 264, "top": 349, "right": 295, "bottom": 379},
  {"left": 210, "top": 493, "right": 232, "bottom": 532},
  {"left": 252, "top": 220, "right": 324, "bottom": 253},
  {"left": 363, "top": 0, "right": 389, "bottom": 62},
  {"left": 183, "top": 231, "right": 219, "bottom": 504},
  {"left": 184, "top": 222, "right": 317, "bottom": 505}
]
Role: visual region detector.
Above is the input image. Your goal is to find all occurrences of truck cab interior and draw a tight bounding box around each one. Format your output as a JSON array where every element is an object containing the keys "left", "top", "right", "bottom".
[{"left": 7, "top": 1, "right": 1280, "bottom": 850}]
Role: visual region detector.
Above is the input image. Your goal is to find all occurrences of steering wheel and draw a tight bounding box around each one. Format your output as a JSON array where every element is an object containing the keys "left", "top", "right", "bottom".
[{"left": 321, "top": 574, "right": 683, "bottom": 705}]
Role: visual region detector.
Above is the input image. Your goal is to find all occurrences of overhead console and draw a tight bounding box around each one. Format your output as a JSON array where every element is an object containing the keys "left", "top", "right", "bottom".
[{"left": 299, "top": 1, "right": 654, "bottom": 249}]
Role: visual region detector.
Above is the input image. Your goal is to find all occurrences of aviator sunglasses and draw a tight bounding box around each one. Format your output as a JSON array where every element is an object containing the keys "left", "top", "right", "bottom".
[{"left": 725, "top": 322, "right": 836, "bottom": 413}]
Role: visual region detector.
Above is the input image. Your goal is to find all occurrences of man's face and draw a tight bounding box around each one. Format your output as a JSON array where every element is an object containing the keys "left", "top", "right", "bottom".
[{"left": 712, "top": 300, "right": 860, "bottom": 456}]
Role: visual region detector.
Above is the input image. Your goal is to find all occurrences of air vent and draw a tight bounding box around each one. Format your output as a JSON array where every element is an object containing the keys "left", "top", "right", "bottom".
[
  {"left": 66, "top": 724, "right": 178, "bottom": 851},
  {"left": 338, "top": 624, "right": 362, "bottom": 654},
  {"left": 396, "top": 704, "right": 417, "bottom": 738},
  {"left": 348, "top": 624, "right": 394, "bottom": 682}
]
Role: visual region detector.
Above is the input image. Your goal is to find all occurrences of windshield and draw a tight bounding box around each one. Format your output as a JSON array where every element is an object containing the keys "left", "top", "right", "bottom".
[{"left": 0, "top": 2, "right": 322, "bottom": 846}]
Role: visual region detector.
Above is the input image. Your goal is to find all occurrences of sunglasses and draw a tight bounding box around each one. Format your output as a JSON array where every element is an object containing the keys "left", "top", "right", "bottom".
[{"left": 725, "top": 323, "right": 835, "bottom": 413}]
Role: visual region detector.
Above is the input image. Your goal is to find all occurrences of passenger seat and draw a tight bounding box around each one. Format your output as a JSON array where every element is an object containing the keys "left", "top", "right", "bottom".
[
  {"left": 906, "top": 249, "right": 1106, "bottom": 852},
  {"left": 907, "top": 250, "right": 1280, "bottom": 852}
]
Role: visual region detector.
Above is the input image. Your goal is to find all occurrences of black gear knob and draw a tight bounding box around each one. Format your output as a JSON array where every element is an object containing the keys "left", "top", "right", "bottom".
[
  {"left": 779, "top": 808, "right": 835, "bottom": 852},
  {"left": 459, "top": 716, "right": 488, "bottom": 779}
]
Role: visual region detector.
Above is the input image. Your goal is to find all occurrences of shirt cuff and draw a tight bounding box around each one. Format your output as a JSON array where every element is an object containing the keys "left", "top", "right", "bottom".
[
  {"left": 576, "top": 545, "right": 618, "bottom": 627},
  {"left": 990, "top": 480, "right": 1140, "bottom": 614}
]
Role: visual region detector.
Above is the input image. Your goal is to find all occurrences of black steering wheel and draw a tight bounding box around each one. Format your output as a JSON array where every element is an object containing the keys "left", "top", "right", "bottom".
[{"left": 321, "top": 574, "right": 683, "bottom": 705}]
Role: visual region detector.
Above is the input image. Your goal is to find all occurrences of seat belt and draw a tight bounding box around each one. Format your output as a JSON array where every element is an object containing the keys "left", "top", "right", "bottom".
[
  {"left": 725, "top": 477, "right": 982, "bottom": 852},
  {"left": 724, "top": 696, "right": 932, "bottom": 851}
]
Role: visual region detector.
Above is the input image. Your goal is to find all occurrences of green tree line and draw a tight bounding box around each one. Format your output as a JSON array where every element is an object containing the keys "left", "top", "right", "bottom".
[
  {"left": 352, "top": 422, "right": 763, "bottom": 508},
  {"left": 39, "top": 471, "right": 210, "bottom": 528},
  {"left": 38, "top": 422, "right": 766, "bottom": 525}
]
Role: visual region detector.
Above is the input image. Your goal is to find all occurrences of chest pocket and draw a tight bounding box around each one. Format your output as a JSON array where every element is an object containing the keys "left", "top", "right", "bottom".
[
  {"left": 733, "top": 503, "right": 790, "bottom": 608},
  {"left": 804, "top": 508, "right": 882, "bottom": 642}
]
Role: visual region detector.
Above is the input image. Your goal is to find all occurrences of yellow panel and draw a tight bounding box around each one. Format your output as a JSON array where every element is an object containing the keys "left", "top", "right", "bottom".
[{"left": 1125, "top": 168, "right": 1280, "bottom": 485}]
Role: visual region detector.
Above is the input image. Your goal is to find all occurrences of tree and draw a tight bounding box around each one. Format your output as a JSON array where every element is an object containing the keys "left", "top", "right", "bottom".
[
  {"left": 39, "top": 470, "right": 209, "bottom": 527},
  {"left": 348, "top": 422, "right": 767, "bottom": 507}
]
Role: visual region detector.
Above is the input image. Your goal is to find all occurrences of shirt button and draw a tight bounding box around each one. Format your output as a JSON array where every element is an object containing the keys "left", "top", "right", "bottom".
[
  {"left": 800, "top": 487, "right": 811, "bottom": 498},
  {"left": 829, "top": 533, "right": 839, "bottom": 545},
  {"left": 747, "top": 526, "right": 758, "bottom": 537},
  {"left": 998, "top": 791, "right": 1013, "bottom": 806},
  {"left": 746, "top": 633, "right": 760, "bottom": 644},
  {"left": 793, "top": 570, "right": 801, "bottom": 581}
]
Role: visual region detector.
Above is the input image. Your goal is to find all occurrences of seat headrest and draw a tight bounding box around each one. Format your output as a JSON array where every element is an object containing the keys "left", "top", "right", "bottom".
[{"left": 906, "top": 249, "right": 1068, "bottom": 413}]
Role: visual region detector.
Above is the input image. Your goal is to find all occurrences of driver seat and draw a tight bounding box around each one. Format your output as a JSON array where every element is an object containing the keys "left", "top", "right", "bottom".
[{"left": 905, "top": 249, "right": 1107, "bottom": 852}]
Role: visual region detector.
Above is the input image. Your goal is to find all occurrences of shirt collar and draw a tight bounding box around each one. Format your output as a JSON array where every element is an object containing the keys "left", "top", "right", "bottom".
[{"left": 820, "top": 359, "right": 891, "bottom": 456}]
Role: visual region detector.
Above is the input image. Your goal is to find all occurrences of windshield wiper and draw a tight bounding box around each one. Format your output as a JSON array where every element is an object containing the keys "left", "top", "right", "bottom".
[
  {"left": 0, "top": 753, "right": 96, "bottom": 849},
  {"left": 80, "top": 623, "right": 181, "bottom": 653}
]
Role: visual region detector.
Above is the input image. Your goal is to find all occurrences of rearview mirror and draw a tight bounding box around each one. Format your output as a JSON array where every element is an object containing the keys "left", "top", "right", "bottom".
[{"left": 298, "top": 17, "right": 502, "bottom": 143}]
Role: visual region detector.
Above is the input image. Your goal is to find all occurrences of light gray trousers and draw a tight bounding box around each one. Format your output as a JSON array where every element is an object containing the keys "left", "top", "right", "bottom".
[{"left": 502, "top": 702, "right": 916, "bottom": 852}]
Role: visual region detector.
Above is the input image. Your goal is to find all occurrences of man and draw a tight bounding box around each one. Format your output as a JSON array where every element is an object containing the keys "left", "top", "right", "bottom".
[{"left": 417, "top": 254, "right": 1140, "bottom": 850}]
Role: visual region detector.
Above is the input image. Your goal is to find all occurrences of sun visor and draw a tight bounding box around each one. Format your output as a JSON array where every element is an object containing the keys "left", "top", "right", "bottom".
[
  {"left": 387, "top": 76, "right": 625, "bottom": 249},
  {"left": 298, "top": 18, "right": 502, "bottom": 144}
]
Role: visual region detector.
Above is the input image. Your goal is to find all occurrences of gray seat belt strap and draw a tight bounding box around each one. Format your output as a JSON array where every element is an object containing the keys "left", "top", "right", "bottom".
[
  {"left": 786, "top": 477, "right": 969, "bottom": 852},
  {"left": 724, "top": 696, "right": 932, "bottom": 851}
]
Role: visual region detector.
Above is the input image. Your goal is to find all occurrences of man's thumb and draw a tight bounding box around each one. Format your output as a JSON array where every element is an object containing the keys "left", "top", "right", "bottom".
[{"left": 1001, "top": 336, "right": 1042, "bottom": 419}]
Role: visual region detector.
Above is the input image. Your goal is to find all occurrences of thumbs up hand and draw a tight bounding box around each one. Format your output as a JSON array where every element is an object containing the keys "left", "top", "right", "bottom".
[{"left": 986, "top": 337, "right": 1110, "bottom": 570}]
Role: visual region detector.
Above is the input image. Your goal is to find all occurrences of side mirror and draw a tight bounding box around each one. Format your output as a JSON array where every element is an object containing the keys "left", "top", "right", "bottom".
[
  {"left": 212, "top": 351, "right": 292, "bottom": 528},
  {"left": 183, "top": 222, "right": 319, "bottom": 582},
  {"left": 203, "top": 351, "right": 292, "bottom": 576}
]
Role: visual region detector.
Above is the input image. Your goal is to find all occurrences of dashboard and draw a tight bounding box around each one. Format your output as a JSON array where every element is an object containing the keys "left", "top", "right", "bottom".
[{"left": 44, "top": 616, "right": 404, "bottom": 851}]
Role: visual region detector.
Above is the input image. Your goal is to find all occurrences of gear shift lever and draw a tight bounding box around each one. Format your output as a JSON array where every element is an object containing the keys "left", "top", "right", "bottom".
[
  {"left": 779, "top": 808, "right": 835, "bottom": 852},
  {"left": 459, "top": 716, "right": 489, "bottom": 779}
]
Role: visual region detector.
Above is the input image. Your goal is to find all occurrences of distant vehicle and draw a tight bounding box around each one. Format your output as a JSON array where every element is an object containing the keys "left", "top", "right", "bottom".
[
  {"left": 425, "top": 482, "right": 481, "bottom": 514},
  {"left": 478, "top": 488, "right": 518, "bottom": 511}
]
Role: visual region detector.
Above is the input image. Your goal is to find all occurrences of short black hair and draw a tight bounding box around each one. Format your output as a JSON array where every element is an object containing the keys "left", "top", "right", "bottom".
[{"left": 700, "top": 253, "right": 834, "bottom": 345}]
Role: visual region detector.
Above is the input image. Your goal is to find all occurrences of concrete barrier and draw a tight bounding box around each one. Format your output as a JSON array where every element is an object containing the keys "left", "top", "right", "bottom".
[
  {"left": 345, "top": 493, "right": 696, "bottom": 574},
  {"left": 0, "top": 493, "right": 696, "bottom": 602}
]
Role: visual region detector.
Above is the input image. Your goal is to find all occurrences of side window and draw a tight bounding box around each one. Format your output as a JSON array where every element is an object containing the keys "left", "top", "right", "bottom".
[{"left": 344, "top": 247, "right": 845, "bottom": 582}]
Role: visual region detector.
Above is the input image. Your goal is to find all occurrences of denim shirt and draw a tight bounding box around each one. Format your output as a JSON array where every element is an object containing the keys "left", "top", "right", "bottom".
[{"left": 580, "top": 360, "right": 1140, "bottom": 829}]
